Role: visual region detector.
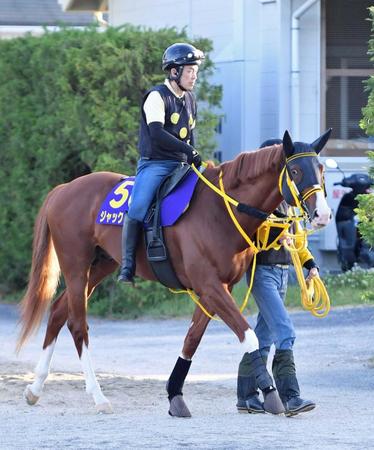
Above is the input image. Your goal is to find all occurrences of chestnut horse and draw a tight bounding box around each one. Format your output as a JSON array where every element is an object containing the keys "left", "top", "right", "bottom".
[{"left": 18, "top": 130, "right": 331, "bottom": 415}]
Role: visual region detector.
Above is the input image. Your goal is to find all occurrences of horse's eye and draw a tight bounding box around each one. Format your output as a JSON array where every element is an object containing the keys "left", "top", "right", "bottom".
[{"left": 291, "top": 168, "right": 298, "bottom": 176}]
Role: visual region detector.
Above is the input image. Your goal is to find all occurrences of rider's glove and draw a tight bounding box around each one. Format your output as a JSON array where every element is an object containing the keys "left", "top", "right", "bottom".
[{"left": 189, "top": 150, "right": 202, "bottom": 168}]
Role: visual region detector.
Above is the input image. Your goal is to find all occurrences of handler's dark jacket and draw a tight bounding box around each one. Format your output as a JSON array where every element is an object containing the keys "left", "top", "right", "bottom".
[
  {"left": 256, "top": 201, "right": 316, "bottom": 270},
  {"left": 138, "top": 84, "right": 196, "bottom": 161}
]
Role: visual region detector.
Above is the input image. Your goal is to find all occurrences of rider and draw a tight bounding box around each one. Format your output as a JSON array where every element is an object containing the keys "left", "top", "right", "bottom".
[
  {"left": 236, "top": 138, "right": 319, "bottom": 416},
  {"left": 118, "top": 43, "right": 204, "bottom": 284}
]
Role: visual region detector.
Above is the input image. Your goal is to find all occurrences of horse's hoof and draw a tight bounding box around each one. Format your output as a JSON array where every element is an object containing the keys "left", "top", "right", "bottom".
[
  {"left": 168, "top": 395, "right": 191, "bottom": 418},
  {"left": 263, "top": 390, "right": 285, "bottom": 415},
  {"left": 96, "top": 402, "right": 113, "bottom": 414},
  {"left": 24, "top": 385, "right": 39, "bottom": 406}
]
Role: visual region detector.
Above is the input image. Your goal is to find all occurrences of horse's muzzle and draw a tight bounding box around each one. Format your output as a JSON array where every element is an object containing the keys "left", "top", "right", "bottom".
[{"left": 311, "top": 208, "right": 332, "bottom": 229}]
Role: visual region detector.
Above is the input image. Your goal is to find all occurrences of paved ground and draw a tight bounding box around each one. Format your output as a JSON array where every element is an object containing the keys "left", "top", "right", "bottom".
[{"left": 0, "top": 303, "right": 373, "bottom": 449}]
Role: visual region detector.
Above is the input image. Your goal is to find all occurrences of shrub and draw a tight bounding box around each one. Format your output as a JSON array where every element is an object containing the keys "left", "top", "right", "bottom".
[
  {"left": 359, "top": 7, "right": 374, "bottom": 246},
  {"left": 0, "top": 25, "right": 221, "bottom": 312}
]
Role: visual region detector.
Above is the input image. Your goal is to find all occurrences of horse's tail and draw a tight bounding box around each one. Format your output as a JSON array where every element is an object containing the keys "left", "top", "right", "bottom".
[{"left": 17, "top": 190, "right": 61, "bottom": 352}]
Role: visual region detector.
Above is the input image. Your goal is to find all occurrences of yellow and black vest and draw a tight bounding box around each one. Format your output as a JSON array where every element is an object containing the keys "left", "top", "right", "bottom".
[{"left": 138, "top": 84, "right": 196, "bottom": 161}]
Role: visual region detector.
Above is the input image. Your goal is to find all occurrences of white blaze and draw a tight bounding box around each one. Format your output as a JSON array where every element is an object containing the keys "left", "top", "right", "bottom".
[{"left": 312, "top": 191, "right": 331, "bottom": 229}]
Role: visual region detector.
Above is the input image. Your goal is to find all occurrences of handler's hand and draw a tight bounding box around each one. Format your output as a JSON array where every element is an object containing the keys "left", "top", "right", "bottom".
[
  {"left": 306, "top": 267, "right": 319, "bottom": 282},
  {"left": 279, "top": 236, "right": 292, "bottom": 246}
]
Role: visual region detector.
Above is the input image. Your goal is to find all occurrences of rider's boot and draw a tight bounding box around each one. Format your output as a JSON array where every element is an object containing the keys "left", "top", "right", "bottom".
[
  {"left": 237, "top": 349, "right": 285, "bottom": 415},
  {"left": 236, "top": 347, "right": 270, "bottom": 413},
  {"left": 117, "top": 214, "right": 142, "bottom": 284},
  {"left": 272, "top": 349, "right": 316, "bottom": 417}
]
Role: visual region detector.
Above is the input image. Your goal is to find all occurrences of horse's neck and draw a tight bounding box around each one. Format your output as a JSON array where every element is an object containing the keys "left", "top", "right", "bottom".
[
  {"left": 200, "top": 148, "right": 285, "bottom": 252},
  {"left": 222, "top": 146, "right": 284, "bottom": 213}
]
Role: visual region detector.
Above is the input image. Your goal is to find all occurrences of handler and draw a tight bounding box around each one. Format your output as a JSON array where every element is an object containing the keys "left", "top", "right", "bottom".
[{"left": 237, "top": 139, "right": 319, "bottom": 416}]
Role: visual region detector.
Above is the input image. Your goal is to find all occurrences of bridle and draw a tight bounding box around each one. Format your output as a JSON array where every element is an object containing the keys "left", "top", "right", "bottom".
[{"left": 279, "top": 151, "right": 325, "bottom": 221}]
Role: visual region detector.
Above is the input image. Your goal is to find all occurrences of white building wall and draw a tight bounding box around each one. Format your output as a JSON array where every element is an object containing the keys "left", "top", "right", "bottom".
[
  {"left": 109, "top": 0, "right": 189, "bottom": 28},
  {"left": 278, "top": 0, "right": 292, "bottom": 137},
  {"left": 291, "top": 0, "right": 321, "bottom": 142},
  {"left": 258, "top": 0, "right": 281, "bottom": 144}
]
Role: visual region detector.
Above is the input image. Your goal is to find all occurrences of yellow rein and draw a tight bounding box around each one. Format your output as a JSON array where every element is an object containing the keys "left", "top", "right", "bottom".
[
  {"left": 170, "top": 166, "right": 258, "bottom": 320},
  {"left": 170, "top": 161, "right": 330, "bottom": 320}
]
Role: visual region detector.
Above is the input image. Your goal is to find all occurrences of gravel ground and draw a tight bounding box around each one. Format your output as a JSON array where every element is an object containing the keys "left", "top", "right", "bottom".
[{"left": 0, "top": 303, "right": 373, "bottom": 450}]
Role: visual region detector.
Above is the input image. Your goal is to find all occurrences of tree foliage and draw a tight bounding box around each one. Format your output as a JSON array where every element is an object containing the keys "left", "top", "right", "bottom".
[
  {"left": 0, "top": 25, "right": 221, "bottom": 306},
  {"left": 359, "top": 7, "right": 374, "bottom": 247}
]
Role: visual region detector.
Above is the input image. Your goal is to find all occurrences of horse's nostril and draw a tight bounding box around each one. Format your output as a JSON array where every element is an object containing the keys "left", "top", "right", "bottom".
[{"left": 313, "top": 209, "right": 319, "bottom": 219}]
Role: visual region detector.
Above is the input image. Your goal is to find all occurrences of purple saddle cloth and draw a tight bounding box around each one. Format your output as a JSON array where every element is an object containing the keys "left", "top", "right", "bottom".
[{"left": 96, "top": 171, "right": 199, "bottom": 227}]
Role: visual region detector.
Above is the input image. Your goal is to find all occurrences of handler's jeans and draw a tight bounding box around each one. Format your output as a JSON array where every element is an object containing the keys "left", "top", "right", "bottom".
[
  {"left": 128, "top": 159, "right": 181, "bottom": 222},
  {"left": 249, "top": 265, "right": 296, "bottom": 351}
]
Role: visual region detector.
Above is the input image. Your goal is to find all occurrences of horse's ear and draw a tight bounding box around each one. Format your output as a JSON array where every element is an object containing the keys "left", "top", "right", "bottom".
[
  {"left": 282, "top": 130, "right": 294, "bottom": 158},
  {"left": 310, "top": 128, "right": 332, "bottom": 154}
]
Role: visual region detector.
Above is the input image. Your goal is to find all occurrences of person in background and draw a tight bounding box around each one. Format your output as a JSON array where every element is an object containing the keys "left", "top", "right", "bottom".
[{"left": 236, "top": 138, "right": 319, "bottom": 416}]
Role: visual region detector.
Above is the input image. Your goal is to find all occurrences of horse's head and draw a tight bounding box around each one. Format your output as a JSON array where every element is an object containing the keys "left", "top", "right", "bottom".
[{"left": 281, "top": 129, "right": 332, "bottom": 229}]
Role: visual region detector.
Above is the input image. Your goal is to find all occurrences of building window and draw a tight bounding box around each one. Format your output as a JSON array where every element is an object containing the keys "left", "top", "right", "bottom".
[
  {"left": 323, "top": 0, "right": 374, "bottom": 155},
  {"left": 213, "top": 150, "right": 222, "bottom": 162}
]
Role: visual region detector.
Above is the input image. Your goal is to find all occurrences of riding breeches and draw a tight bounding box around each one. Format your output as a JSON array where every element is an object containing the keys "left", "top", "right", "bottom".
[{"left": 127, "top": 159, "right": 181, "bottom": 222}]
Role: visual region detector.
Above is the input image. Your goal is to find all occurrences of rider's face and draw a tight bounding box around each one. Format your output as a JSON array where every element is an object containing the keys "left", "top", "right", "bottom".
[{"left": 179, "top": 65, "right": 199, "bottom": 91}]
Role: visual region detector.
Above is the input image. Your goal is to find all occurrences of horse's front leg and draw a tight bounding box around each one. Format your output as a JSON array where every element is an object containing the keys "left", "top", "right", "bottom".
[
  {"left": 167, "top": 305, "right": 212, "bottom": 417},
  {"left": 207, "top": 282, "right": 285, "bottom": 414},
  {"left": 186, "top": 282, "right": 283, "bottom": 415}
]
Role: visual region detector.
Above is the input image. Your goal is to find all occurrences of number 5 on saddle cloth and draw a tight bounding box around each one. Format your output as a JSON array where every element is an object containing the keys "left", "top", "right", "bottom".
[{"left": 96, "top": 164, "right": 200, "bottom": 289}]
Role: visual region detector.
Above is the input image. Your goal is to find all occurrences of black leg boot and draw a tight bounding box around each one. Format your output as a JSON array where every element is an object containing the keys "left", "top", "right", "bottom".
[
  {"left": 238, "top": 350, "right": 285, "bottom": 415},
  {"left": 117, "top": 214, "right": 142, "bottom": 284},
  {"left": 236, "top": 347, "right": 270, "bottom": 414},
  {"left": 272, "top": 349, "right": 316, "bottom": 417},
  {"left": 166, "top": 357, "right": 192, "bottom": 417}
]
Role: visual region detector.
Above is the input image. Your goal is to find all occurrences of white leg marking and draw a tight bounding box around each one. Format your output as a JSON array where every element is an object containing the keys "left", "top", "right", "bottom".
[
  {"left": 80, "top": 344, "right": 111, "bottom": 409},
  {"left": 240, "top": 328, "right": 259, "bottom": 354},
  {"left": 28, "top": 340, "right": 56, "bottom": 397}
]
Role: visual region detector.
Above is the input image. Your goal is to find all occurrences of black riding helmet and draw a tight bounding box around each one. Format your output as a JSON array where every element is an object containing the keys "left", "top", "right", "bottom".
[{"left": 162, "top": 43, "right": 204, "bottom": 88}]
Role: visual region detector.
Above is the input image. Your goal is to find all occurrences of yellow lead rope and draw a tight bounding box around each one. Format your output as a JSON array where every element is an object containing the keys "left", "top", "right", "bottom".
[
  {"left": 283, "top": 239, "right": 330, "bottom": 317},
  {"left": 170, "top": 162, "right": 330, "bottom": 319}
]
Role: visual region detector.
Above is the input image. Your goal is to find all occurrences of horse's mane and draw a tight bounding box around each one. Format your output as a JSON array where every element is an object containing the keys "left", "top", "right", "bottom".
[{"left": 216, "top": 144, "right": 285, "bottom": 189}]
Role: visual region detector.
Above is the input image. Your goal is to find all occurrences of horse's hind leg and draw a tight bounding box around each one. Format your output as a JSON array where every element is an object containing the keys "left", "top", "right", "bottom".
[
  {"left": 65, "top": 254, "right": 119, "bottom": 414},
  {"left": 167, "top": 306, "right": 211, "bottom": 417},
  {"left": 24, "top": 257, "right": 117, "bottom": 409},
  {"left": 24, "top": 290, "right": 67, "bottom": 405}
]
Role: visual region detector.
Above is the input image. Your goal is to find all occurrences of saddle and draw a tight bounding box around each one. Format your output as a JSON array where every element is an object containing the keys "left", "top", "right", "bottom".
[
  {"left": 144, "top": 164, "right": 192, "bottom": 289},
  {"left": 96, "top": 164, "right": 200, "bottom": 289}
]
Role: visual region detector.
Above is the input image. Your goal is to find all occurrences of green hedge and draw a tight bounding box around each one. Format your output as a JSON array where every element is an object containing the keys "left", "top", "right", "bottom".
[
  {"left": 0, "top": 25, "right": 222, "bottom": 312},
  {"left": 359, "top": 7, "right": 374, "bottom": 247}
]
